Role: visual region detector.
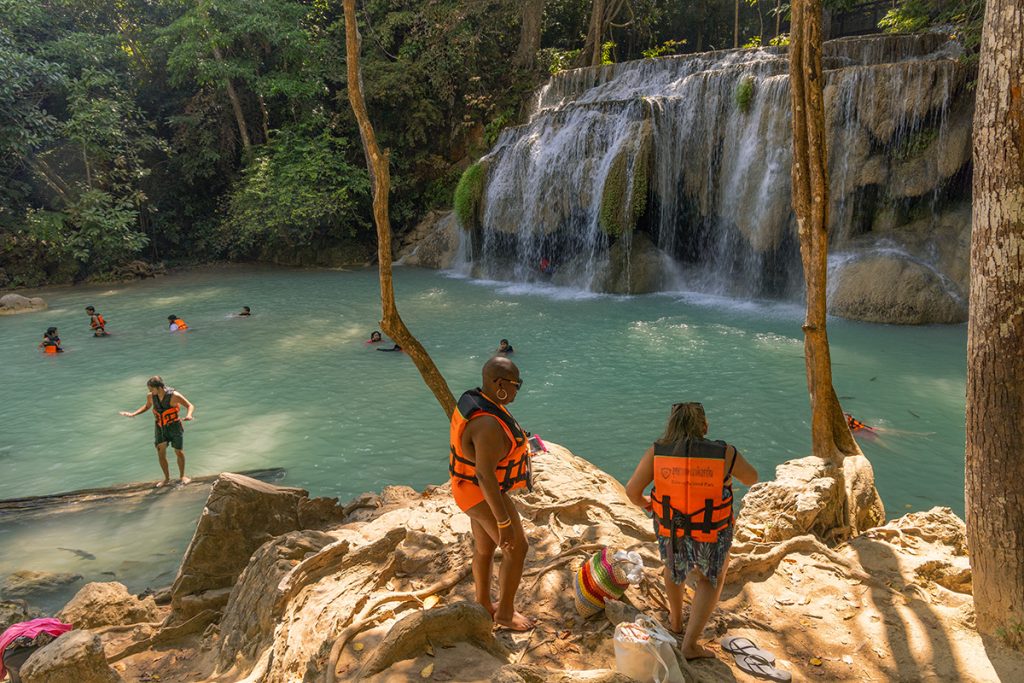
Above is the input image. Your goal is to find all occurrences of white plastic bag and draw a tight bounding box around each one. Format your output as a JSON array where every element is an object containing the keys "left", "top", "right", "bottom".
[
  {"left": 613, "top": 615, "right": 686, "bottom": 683},
  {"left": 612, "top": 549, "right": 645, "bottom": 585}
]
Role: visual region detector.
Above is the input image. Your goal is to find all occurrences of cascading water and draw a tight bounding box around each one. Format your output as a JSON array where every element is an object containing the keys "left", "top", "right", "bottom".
[{"left": 462, "top": 33, "right": 972, "bottom": 303}]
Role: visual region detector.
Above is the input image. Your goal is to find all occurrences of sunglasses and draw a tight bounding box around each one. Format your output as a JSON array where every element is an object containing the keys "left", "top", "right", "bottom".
[{"left": 501, "top": 377, "right": 524, "bottom": 389}]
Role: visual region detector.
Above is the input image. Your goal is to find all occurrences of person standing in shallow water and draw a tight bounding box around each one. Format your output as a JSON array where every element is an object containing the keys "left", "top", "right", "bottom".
[
  {"left": 449, "top": 357, "right": 534, "bottom": 631},
  {"left": 120, "top": 376, "right": 195, "bottom": 487},
  {"left": 625, "top": 402, "right": 758, "bottom": 660}
]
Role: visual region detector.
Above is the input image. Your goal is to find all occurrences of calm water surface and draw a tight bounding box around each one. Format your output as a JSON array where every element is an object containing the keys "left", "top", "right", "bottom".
[{"left": 0, "top": 266, "right": 967, "bottom": 609}]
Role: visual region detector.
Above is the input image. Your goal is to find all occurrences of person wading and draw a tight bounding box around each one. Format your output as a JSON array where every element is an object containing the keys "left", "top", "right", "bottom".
[
  {"left": 449, "top": 357, "right": 535, "bottom": 631},
  {"left": 120, "top": 376, "right": 195, "bottom": 486}
]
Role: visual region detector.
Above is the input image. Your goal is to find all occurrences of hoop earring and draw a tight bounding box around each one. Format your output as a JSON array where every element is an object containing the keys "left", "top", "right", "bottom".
[{"left": 496, "top": 388, "right": 508, "bottom": 401}]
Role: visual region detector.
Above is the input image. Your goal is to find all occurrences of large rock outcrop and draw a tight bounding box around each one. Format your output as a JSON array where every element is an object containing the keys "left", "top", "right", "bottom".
[
  {"left": 1, "top": 571, "right": 82, "bottom": 599},
  {"left": 57, "top": 582, "right": 159, "bottom": 630},
  {"left": 21, "top": 630, "right": 123, "bottom": 683},
  {"left": 396, "top": 210, "right": 462, "bottom": 269},
  {"left": 167, "top": 472, "right": 344, "bottom": 624},
  {"left": 0, "top": 293, "right": 47, "bottom": 315}
]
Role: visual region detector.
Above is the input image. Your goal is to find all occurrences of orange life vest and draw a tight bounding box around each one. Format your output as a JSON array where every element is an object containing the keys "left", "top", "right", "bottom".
[
  {"left": 43, "top": 344, "right": 59, "bottom": 354},
  {"left": 42, "top": 336, "right": 61, "bottom": 354},
  {"left": 846, "top": 414, "right": 870, "bottom": 432},
  {"left": 90, "top": 314, "right": 105, "bottom": 330},
  {"left": 449, "top": 389, "right": 532, "bottom": 493},
  {"left": 650, "top": 437, "right": 735, "bottom": 543},
  {"left": 170, "top": 318, "right": 188, "bottom": 330},
  {"left": 152, "top": 389, "right": 181, "bottom": 427}
]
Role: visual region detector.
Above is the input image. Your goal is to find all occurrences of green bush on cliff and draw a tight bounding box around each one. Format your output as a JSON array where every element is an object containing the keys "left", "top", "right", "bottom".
[
  {"left": 599, "top": 135, "right": 651, "bottom": 237},
  {"left": 454, "top": 161, "right": 486, "bottom": 230},
  {"left": 735, "top": 76, "right": 755, "bottom": 114}
]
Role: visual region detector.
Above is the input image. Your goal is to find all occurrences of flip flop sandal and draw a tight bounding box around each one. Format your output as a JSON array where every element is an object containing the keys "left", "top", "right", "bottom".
[
  {"left": 719, "top": 635, "right": 775, "bottom": 664},
  {"left": 735, "top": 654, "right": 792, "bottom": 682}
]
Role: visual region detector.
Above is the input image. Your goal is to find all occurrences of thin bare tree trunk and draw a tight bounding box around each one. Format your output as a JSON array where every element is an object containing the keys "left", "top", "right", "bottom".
[
  {"left": 581, "top": 0, "right": 606, "bottom": 67},
  {"left": 775, "top": 0, "right": 782, "bottom": 40},
  {"left": 342, "top": 0, "right": 456, "bottom": 419},
  {"left": 257, "top": 92, "right": 270, "bottom": 143},
  {"left": 966, "top": 0, "right": 1024, "bottom": 649},
  {"left": 788, "top": 0, "right": 860, "bottom": 465},
  {"left": 513, "top": 0, "right": 546, "bottom": 68},
  {"left": 734, "top": 0, "right": 740, "bottom": 48},
  {"left": 210, "top": 42, "right": 252, "bottom": 152}
]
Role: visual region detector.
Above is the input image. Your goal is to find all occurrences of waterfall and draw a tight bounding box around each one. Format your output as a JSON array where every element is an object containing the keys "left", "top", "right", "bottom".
[{"left": 463, "top": 34, "right": 972, "bottom": 299}]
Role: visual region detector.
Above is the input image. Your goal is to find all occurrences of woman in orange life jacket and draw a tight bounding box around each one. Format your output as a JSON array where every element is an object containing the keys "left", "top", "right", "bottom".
[
  {"left": 449, "top": 356, "right": 534, "bottom": 631},
  {"left": 119, "top": 375, "right": 196, "bottom": 487},
  {"left": 625, "top": 402, "right": 758, "bottom": 660},
  {"left": 38, "top": 327, "right": 63, "bottom": 354}
]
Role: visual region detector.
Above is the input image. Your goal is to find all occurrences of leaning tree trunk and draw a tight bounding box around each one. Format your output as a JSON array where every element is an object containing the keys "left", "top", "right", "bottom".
[
  {"left": 966, "top": 0, "right": 1024, "bottom": 649},
  {"left": 209, "top": 43, "right": 251, "bottom": 153},
  {"left": 788, "top": 0, "right": 860, "bottom": 465},
  {"left": 513, "top": 0, "right": 546, "bottom": 68},
  {"left": 734, "top": 0, "right": 740, "bottom": 48},
  {"left": 342, "top": 0, "right": 456, "bottom": 419}
]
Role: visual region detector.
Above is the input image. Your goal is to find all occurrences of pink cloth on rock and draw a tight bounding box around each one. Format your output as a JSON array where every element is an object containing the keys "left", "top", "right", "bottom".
[{"left": 0, "top": 618, "right": 72, "bottom": 679}]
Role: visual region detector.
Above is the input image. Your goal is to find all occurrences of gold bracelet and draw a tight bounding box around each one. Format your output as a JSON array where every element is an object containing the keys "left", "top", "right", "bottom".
[{"left": 497, "top": 518, "right": 512, "bottom": 529}]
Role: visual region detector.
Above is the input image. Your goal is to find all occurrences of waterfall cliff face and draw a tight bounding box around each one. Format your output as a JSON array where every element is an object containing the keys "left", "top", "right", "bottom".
[{"left": 459, "top": 34, "right": 972, "bottom": 319}]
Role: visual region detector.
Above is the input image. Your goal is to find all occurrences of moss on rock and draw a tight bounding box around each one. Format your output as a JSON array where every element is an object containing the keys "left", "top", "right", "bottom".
[
  {"left": 598, "top": 123, "right": 651, "bottom": 237},
  {"left": 453, "top": 161, "right": 488, "bottom": 231}
]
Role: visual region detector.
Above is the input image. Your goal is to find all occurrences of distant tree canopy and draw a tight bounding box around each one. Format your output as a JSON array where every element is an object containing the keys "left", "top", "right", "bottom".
[{"left": 0, "top": 0, "right": 958, "bottom": 287}]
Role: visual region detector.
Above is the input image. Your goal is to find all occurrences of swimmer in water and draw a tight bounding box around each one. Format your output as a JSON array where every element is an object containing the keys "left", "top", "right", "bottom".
[
  {"left": 378, "top": 343, "right": 402, "bottom": 352},
  {"left": 39, "top": 327, "right": 64, "bottom": 353},
  {"left": 845, "top": 413, "right": 875, "bottom": 433},
  {"left": 167, "top": 315, "right": 189, "bottom": 332},
  {"left": 496, "top": 339, "right": 514, "bottom": 355},
  {"left": 236, "top": 306, "right": 251, "bottom": 317},
  {"left": 366, "top": 331, "right": 383, "bottom": 344},
  {"left": 85, "top": 306, "right": 108, "bottom": 336}
]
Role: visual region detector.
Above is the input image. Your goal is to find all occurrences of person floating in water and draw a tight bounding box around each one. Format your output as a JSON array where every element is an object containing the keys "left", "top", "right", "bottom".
[
  {"left": 625, "top": 402, "right": 758, "bottom": 659},
  {"left": 38, "top": 327, "right": 63, "bottom": 354},
  {"left": 85, "top": 306, "right": 108, "bottom": 336},
  {"left": 365, "top": 330, "right": 383, "bottom": 345},
  {"left": 449, "top": 357, "right": 534, "bottom": 631},
  {"left": 845, "top": 413, "right": 876, "bottom": 434},
  {"left": 120, "top": 375, "right": 195, "bottom": 487},
  {"left": 496, "top": 339, "right": 514, "bottom": 355},
  {"left": 377, "top": 342, "right": 402, "bottom": 352},
  {"left": 236, "top": 306, "right": 251, "bottom": 317},
  {"left": 167, "top": 315, "right": 188, "bottom": 332}
]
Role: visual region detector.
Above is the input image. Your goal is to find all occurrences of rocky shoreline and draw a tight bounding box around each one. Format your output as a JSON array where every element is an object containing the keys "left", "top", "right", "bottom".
[{"left": 3, "top": 443, "right": 1020, "bottom": 682}]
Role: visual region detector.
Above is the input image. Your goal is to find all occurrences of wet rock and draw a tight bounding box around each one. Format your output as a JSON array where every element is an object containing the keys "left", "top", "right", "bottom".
[
  {"left": 57, "top": 582, "right": 158, "bottom": 629},
  {"left": 397, "top": 211, "right": 462, "bottom": 269},
  {"left": 1, "top": 599, "right": 45, "bottom": 632},
  {"left": 0, "top": 294, "right": 47, "bottom": 315},
  {"left": 1, "top": 571, "right": 82, "bottom": 598},
  {"left": 21, "top": 630, "right": 123, "bottom": 683},
  {"left": 599, "top": 233, "right": 667, "bottom": 294},
  {"left": 168, "top": 473, "right": 310, "bottom": 623},
  {"left": 829, "top": 253, "right": 967, "bottom": 324}
]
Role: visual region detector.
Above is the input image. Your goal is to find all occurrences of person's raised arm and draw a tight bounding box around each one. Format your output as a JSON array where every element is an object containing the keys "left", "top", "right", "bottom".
[
  {"left": 120, "top": 394, "right": 153, "bottom": 418},
  {"left": 625, "top": 447, "right": 655, "bottom": 510},
  {"left": 172, "top": 392, "right": 195, "bottom": 421}
]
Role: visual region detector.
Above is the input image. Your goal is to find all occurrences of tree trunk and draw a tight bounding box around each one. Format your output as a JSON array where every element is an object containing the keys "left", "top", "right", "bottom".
[
  {"left": 342, "top": 0, "right": 456, "bottom": 419},
  {"left": 581, "top": 0, "right": 606, "bottom": 67},
  {"left": 257, "top": 92, "right": 270, "bottom": 143},
  {"left": 775, "top": 0, "right": 782, "bottom": 42},
  {"left": 734, "top": 0, "right": 740, "bottom": 48},
  {"left": 513, "top": 0, "right": 546, "bottom": 68},
  {"left": 788, "top": 0, "right": 860, "bottom": 466},
  {"left": 966, "top": 0, "right": 1024, "bottom": 649},
  {"left": 210, "top": 43, "right": 252, "bottom": 153}
]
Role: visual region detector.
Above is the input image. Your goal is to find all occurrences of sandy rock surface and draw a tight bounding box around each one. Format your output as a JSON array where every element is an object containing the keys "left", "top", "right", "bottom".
[
  {"left": 57, "top": 582, "right": 159, "bottom": 630},
  {"left": 1, "top": 571, "right": 82, "bottom": 599},
  {"left": 21, "top": 630, "right": 123, "bottom": 683},
  {"left": 0, "top": 293, "right": 47, "bottom": 315}
]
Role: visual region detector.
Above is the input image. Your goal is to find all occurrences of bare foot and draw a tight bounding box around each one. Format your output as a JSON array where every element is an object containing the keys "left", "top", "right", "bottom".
[
  {"left": 494, "top": 611, "right": 534, "bottom": 632},
  {"left": 179, "top": 476, "right": 192, "bottom": 485},
  {"left": 682, "top": 644, "right": 716, "bottom": 661},
  {"left": 156, "top": 479, "right": 170, "bottom": 488}
]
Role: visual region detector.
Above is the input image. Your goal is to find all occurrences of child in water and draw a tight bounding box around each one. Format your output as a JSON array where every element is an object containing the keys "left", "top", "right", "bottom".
[
  {"left": 85, "top": 306, "right": 108, "bottom": 336},
  {"left": 167, "top": 315, "right": 188, "bottom": 332},
  {"left": 39, "top": 327, "right": 63, "bottom": 354},
  {"left": 365, "top": 331, "right": 383, "bottom": 344},
  {"left": 496, "top": 339, "right": 514, "bottom": 355},
  {"left": 236, "top": 306, "right": 251, "bottom": 317}
]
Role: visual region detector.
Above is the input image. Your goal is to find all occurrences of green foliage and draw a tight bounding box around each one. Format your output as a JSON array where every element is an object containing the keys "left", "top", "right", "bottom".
[
  {"left": 542, "top": 47, "right": 582, "bottom": 74},
  {"left": 769, "top": 33, "right": 790, "bottom": 47},
  {"left": 454, "top": 162, "right": 487, "bottom": 230},
  {"left": 893, "top": 126, "right": 939, "bottom": 160},
  {"left": 221, "top": 125, "right": 370, "bottom": 256},
  {"left": 735, "top": 76, "right": 756, "bottom": 114},
  {"left": 642, "top": 39, "right": 687, "bottom": 60},
  {"left": 601, "top": 41, "right": 617, "bottom": 65},
  {"left": 743, "top": 35, "right": 763, "bottom": 49},
  {"left": 879, "top": 0, "right": 984, "bottom": 62},
  {"left": 484, "top": 109, "right": 516, "bottom": 148}
]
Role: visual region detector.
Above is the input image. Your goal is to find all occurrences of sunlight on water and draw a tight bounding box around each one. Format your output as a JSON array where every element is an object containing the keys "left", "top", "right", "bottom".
[{"left": 0, "top": 266, "right": 967, "bottom": 609}]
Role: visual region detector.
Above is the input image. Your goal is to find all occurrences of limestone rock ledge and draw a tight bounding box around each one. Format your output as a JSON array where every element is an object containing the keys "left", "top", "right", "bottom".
[
  {"left": 0, "top": 293, "right": 47, "bottom": 315},
  {"left": 100, "top": 447, "right": 1023, "bottom": 683}
]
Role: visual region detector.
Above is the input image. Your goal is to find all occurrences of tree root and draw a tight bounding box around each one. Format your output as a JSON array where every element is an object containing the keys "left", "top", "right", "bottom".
[
  {"left": 728, "top": 534, "right": 882, "bottom": 589},
  {"left": 524, "top": 543, "right": 606, "bottom": 588},
  {"left": 108, "top": 609, "right": 219, "bottom": 662},
  {"left": 324, "top": 562, "right": 471, "bottom": 683}
]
